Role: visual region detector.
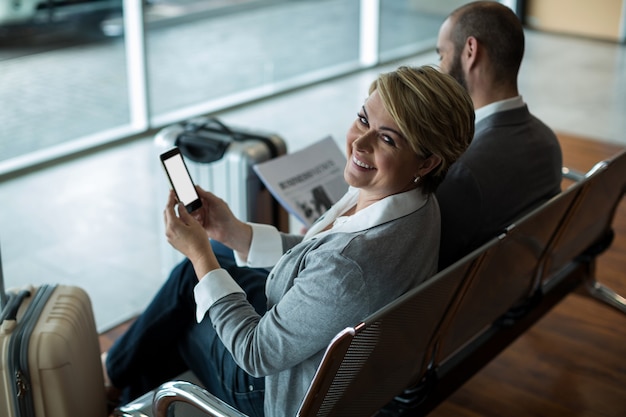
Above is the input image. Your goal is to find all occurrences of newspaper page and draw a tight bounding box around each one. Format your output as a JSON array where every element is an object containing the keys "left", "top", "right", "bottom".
[{"left": 253, "top": 136, "right": 348, "bottom": 227}]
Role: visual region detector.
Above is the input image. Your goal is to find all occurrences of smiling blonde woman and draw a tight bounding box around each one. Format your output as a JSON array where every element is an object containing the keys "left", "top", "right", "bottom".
[{"left": 104, "top": 65, "right": 474, "bottom": 417}]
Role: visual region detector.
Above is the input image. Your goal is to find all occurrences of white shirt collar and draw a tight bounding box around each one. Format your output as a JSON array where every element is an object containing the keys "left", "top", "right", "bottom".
[
  {"left": 303, "top": 186, "right": 428, "bottom": 241},
  {"left": 474, "top": 96, "right": 525, "bottom": 124}
]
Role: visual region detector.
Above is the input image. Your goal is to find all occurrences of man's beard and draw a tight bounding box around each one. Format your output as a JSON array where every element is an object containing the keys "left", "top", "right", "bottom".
[{"left": 448, "top": 52, "right": 468, "bottom": 92}]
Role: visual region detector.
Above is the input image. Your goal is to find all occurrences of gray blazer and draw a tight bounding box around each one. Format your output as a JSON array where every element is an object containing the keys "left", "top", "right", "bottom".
[
  {"left": 436, "top": 105, "right": 563, "bottom": 270},
  {"left": 209, "top": 194, "right": 440, "bottom": 417}
]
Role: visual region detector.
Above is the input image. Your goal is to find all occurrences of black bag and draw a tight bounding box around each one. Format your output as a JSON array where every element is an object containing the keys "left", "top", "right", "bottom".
[{"left": 176, "top": 117, "right": 283, "bottom": 164}]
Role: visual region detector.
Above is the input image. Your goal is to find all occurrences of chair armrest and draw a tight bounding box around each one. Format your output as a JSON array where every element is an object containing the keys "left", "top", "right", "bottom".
[
  {"left": 562, "top": 159, "right": 609, "bottom": 182},
  {"left": 152, "top": 380, "right": 250, "bottom": 417},
  {"left": 561, "top": 166, "right": 585, "bottom": 182}
]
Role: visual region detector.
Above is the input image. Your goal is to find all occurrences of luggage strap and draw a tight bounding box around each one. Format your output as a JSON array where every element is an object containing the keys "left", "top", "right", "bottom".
[{"left": 176, "top": 117, "right": 280, "bottom": 163}]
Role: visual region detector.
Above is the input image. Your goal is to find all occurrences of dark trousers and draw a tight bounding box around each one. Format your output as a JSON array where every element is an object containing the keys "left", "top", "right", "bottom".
[{"left": 106, "top": 241, "right": 268, "bottom": 417}]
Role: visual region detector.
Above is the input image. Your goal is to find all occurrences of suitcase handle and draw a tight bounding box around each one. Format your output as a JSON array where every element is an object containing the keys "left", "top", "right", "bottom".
[
  {"left": 177, "top": 118, "right": 237, "bottom": 163},
  {"left": 176, "top": 117, "right": 280, "bottom": 163},
  {"left": 0, "top": 289, "right": 31, "bottom": 323}
]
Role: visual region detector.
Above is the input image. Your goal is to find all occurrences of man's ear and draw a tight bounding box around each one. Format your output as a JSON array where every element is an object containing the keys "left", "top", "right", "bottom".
[
  {"left": 417, "top": 154, "right": 443, "bottom": 178},
  {"left": 463, "top": 36, "right": 479, "bottom": 70}
]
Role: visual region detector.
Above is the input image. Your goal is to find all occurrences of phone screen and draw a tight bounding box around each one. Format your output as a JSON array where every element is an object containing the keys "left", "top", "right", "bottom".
[{"left": 160, "top": 148, "right": 202, "bottom": 212}]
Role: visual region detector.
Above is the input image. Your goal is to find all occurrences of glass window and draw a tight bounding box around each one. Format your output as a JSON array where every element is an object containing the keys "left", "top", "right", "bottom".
[
  {"left": 0, "top": 0, "right": 463, "bottom": 173},
  {"left": 378, "top": 1, "right": 468, "bottom": 62},
  {"left": 0, "top": 0, "right": 132, "bottom": 169},
  {"left": 147, "top": 0, "right": 361, "bottom": 124}
]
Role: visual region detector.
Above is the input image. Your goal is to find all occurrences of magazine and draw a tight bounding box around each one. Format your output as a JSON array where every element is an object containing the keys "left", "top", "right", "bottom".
[{"left": 253, "top": 136, "right": 348, "bottom": 227}]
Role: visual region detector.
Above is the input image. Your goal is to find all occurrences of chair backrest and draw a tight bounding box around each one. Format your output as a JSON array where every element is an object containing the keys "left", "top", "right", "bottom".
[
  {"left": 297, "top": 151, "right": 626, "bottom": 416},
  {"left": 433, "top": 180, "right": 583, "bottom": 363},
  {"left": 296, "top": 240, "right": 494, "bottom": 417},
  {"left": 541, "top": 149, "right": 626, "bottom": 285}
]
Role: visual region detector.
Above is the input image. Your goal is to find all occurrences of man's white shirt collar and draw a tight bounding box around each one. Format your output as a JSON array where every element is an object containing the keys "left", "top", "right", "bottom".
[{"left": 474, "top": 96, "right": 525, "bottom": 124}]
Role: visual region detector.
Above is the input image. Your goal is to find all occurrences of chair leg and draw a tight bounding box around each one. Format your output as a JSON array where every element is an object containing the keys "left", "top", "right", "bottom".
[{"left": 584, "top": 278, "right": 626, "bottom": 314}]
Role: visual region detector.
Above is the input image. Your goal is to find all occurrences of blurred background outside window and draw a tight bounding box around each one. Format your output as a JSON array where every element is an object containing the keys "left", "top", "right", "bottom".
[{"left": 0, "top": 0, "right": 463, "bottom": 177}]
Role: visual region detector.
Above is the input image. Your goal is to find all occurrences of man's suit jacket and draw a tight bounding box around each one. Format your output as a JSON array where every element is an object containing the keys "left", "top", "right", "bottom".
[{"left": 436, "top": 104, "right": 563, "bottom": 270}]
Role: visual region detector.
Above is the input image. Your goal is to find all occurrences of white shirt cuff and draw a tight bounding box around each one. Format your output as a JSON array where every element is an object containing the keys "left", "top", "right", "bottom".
[
  {"left": 233, "top": 223, "right": 283, "bottom": 268},
  {"left": 193, "top": 268, "right": 245, "bottom": 323}
]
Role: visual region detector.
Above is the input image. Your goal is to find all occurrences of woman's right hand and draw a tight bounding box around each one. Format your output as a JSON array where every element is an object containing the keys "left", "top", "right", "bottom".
[{"left": 194, "top": 186, "right": 253, "bottom": 256}]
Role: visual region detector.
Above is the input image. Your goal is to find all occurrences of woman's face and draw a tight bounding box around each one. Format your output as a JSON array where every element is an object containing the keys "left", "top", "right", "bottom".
[{"left": 344, "top": 90, "right": 423, "bottom": 203}]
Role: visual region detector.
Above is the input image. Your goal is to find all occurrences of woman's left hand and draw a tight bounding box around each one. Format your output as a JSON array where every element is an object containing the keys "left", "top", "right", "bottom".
[{"left": 164, "top": 191, "right": 219, "bottom": 278}]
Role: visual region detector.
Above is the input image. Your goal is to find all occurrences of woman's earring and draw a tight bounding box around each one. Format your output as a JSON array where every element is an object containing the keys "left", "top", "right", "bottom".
[{"left": 413, "top": 175, "right": 420, "bottom": 183}]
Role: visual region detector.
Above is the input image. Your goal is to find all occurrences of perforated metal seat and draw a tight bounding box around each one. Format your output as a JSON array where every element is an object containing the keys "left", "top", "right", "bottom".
[
  {"left": 542, "top": 150, "right": 626, "bottom": 313},
  {"left": 432, "top": 181, "right": 583, "bottom": 365}
]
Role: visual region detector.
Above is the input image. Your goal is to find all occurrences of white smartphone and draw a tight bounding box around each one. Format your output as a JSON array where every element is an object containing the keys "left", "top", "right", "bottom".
[{"left": 159, "top": 147, "right": 203, "bottom": 213}]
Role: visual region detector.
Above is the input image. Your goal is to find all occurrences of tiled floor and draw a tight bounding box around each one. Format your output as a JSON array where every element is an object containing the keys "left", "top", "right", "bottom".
[{"left": 1, "top": 29, "right": 625, "bottom": 332}]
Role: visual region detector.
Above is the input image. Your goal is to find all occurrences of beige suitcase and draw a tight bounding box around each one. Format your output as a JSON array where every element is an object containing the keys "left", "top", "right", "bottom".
[{"left": 0, "top": 245, "right": 107, "bottom": 417}]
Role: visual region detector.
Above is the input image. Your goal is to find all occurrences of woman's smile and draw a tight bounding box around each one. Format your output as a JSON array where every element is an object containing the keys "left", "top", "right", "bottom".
[{"left": 352, "top": 155, "right": 375, "bottom": 170}]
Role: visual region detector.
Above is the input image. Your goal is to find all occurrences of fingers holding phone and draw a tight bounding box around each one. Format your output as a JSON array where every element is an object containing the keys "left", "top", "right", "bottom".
[
  {"left": 164, "top": 191, "right": 220, "bottom": 277},
  {"left": 163, "top": 190, "right": 209, "bottom": 259},
  {"left": 159, "top": 147, "right": 250, "bottom": 253}
]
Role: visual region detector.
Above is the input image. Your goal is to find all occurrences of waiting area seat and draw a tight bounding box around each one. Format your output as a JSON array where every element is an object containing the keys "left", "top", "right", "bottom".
[
  {"left": 114, "top": 150, "right": 626, "bottom": 417},
  {"left": 541, "top": 150, "right": 626, "bottom": 314},
  {"left": 431, "top": 175, "right": 584, "bottom": 371}
]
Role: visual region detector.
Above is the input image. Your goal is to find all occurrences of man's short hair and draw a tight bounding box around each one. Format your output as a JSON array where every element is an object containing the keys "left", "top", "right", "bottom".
[{"left": 451, "top": 1, "right": 525, "bottom": 85}]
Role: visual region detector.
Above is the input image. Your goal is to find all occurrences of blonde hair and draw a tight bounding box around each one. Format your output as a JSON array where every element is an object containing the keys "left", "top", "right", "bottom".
[{"left": 370, "top": 65, "right": 474, "bottom": 193}]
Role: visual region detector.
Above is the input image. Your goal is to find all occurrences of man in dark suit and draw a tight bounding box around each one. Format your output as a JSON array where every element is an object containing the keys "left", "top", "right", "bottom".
[{"left": 435, "top": 1, "right": 563, "bottom": 270}]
